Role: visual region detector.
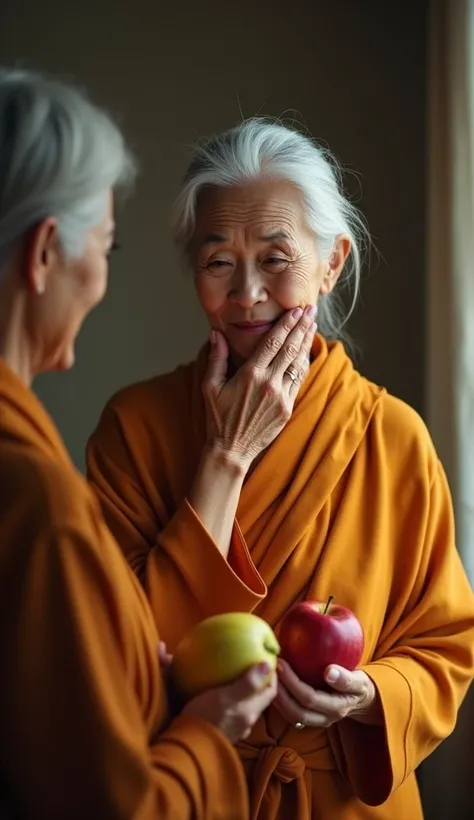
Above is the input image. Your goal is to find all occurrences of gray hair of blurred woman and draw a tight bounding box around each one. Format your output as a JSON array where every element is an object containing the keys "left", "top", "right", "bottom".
[
  {"left": 174, "top": 119, "right": 370, "bottom": 345},
  {"left": 0, "top": 68, "right": 136, "bottom": 271}
]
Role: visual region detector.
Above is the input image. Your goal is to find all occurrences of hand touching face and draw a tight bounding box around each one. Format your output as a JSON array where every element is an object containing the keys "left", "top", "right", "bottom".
[{"left": 191, "top": 179, "right": 349, "bottom": 364}]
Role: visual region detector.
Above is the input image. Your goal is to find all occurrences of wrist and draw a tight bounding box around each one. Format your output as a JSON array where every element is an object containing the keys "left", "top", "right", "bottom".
[
  {"left": 352, "top": 679, "right": 383, "bottom": 726},
  {"left": 202, "top": 443, "right": 250, "bottom": 478}
]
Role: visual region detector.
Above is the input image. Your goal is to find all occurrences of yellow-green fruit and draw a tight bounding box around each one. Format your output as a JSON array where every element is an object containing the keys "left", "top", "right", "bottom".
[{"left": 170, "top": 612, "right": 280, "bottom": 699}]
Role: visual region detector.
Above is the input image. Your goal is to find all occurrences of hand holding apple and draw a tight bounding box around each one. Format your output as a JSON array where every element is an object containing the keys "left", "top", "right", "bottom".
[
  {"left": 278, "top": 596, "right": 365, "bottom": 689},
  {"left": 275, "top": 658, "right": 382, "bottom": 729},
  {"left": 170, "top": 612, "right": 280, "bottom": 700},
  {"left": 275, "top": 596, "right": 382, "bottom": 729},
  {"left": 183, "top": 662, "right": 278, "bottom": 743}
]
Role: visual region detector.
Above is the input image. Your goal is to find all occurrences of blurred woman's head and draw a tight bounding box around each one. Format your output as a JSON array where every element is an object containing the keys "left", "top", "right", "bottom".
[
  {"left": 174, "top": 119, "right": 368, "bottom": 362},
  {"left": 0, "top": 68, "right": 136, "bottom": 380}
]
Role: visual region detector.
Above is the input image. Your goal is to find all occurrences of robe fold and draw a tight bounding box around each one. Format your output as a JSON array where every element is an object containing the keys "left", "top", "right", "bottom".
[
  {"left": 87, "top": 335, "right": 474, "bottom": 819},
  {"left": 0, "top": 357, "right": 248, "bottom": 820}
]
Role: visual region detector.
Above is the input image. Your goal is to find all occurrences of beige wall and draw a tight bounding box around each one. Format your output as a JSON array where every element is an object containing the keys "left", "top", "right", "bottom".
[{"left": 0, "top": 0, "right": 427, "bottom": 472}]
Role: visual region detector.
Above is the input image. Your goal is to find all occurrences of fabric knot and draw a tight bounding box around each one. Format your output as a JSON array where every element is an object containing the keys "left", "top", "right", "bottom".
[
  {"left": 261, "top": 746, "right": 306, "bottom": 784},
  {"left": 238, "top": 740, "right": 335, "bottom": 819}
]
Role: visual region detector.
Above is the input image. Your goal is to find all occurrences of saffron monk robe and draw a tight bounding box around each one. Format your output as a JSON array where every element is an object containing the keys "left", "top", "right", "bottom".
[
  {"left": 0, "top": 72, "right": 278, "bottom": 820},
  {"left": 87, "top": 118, "right": 474, "bottom": 820}
]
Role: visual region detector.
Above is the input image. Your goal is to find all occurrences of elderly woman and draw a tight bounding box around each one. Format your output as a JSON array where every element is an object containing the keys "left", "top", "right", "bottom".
[
  {"left": 87, "top": 119, "right": 474, "bottom": 819},
  {"left": 0, "top": 72, "right": 278, "bottom": 819}
]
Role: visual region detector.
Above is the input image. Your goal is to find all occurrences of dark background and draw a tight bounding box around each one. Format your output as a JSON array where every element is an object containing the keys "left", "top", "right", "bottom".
[{"left": 0, "top": 0, "right": 427, "bottom": 469}]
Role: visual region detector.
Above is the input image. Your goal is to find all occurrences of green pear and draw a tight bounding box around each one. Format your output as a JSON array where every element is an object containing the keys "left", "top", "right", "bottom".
[{"left": 170, "top": 612, "right": 280, "bottom": 699}]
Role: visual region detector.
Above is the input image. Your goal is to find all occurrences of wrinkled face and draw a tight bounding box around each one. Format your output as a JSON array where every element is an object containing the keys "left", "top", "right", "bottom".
[
  {"left": 190, "top": 179, "right": 347, "bottom": 362},
  {"left": 27, "top": 192, "right": 115, "bottom": 374}
]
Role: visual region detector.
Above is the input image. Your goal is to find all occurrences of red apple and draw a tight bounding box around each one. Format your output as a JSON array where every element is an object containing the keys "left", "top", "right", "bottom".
[{"left": 278, "top": 596, "right": 364, "bottom": 689}]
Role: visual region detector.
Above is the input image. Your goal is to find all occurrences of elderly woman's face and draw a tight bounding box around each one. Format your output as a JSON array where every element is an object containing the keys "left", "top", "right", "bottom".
[
  {"left": 27, "top": 192, "right": 115, "bottom": 374},
  {"left": 191, "top": 179, "right": 345, "bottom": 362}
]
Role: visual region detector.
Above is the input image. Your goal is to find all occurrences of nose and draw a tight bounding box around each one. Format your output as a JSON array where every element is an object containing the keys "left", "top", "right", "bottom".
[{"left": 229, "top": 262, "right": 268, "bottom": 308}]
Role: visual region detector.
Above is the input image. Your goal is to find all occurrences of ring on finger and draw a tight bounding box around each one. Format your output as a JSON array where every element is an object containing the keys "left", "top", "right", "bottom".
[{"left": 285, "top": 366, "right": 299, "bottom": 384}]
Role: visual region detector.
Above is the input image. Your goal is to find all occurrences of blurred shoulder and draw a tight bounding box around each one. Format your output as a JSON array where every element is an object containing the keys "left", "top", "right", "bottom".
[
  {"left": 0, "top": 443, "right": 98, "bottom": 534},
  {"left": 96, "top": 358, "right": 199, "bottom": 430}
]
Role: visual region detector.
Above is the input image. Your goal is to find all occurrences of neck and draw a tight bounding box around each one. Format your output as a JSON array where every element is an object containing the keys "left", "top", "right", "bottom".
[
  {"left": 0, "top": 297, "right": 34, "bottom": 387},
  {"left": 0, "top": 337, "right": 34, "bottom": 387}
]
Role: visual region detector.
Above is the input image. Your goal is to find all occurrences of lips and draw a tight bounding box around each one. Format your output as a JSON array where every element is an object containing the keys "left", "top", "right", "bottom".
[{"left": 231, "top": 321, "right": 276, "bottom": 335}]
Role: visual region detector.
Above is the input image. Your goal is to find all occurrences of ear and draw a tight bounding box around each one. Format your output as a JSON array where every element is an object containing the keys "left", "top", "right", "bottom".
[
  {"left": 319, "top": 235, "right": 351, "bottom": 295},
  {"left": 23, "top": 217, "right": 61, "bottom": 295}
]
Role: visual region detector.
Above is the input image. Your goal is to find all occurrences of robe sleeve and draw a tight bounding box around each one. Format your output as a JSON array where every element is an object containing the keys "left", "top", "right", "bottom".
[
  {"left": 86, "top": 401, "right": 265, "bottom": 629},
  {"left": 333, "top": 461, "right": 474, "bottom": 806},
  {"left": 3, "top": 509, "right": 249, "bottom": 819}
]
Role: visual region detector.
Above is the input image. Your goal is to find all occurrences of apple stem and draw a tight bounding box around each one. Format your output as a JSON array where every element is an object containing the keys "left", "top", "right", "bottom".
[{"left": 324, "top": 595, "right": 335, "bottom": 615}]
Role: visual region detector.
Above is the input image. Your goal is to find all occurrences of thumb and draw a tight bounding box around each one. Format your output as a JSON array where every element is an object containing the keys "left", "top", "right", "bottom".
[
  {"left": 205, "top": 329, "right": 229, "bottom": 393},
  {"left": 324, "top": 665, "right": 354, "bottom": 692},
  {"left": 228, "top": 662, "right": 273, "bottom": 700}
]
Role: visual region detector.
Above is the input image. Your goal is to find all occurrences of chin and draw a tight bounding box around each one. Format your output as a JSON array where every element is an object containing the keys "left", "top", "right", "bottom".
[
  {"left": 228, "top": 337, "right": 260, "bottom": 364},
  {"left": 52, "top": 346, "right": 75, "bottom": 372}
]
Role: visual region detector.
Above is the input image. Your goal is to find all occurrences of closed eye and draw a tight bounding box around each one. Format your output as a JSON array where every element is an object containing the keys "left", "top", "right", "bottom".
[
  {"left": 207, "top": 259, "right": 233, "bottom": 270},
  {"left": 263, "top": 257, "right": 289, "bottom": 269}
]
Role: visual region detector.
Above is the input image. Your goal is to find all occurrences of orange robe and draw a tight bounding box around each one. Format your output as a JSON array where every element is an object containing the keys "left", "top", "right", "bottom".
[
  {"left": 0, "top": 358, "right": 248, "bottom": 820},
  {"left": 87, "top": 336, "right": 474, "bottom": 820}
]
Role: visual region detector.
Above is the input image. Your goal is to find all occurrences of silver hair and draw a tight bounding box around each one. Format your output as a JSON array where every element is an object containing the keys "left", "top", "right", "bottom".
[
  {"left": 174, "top": 118, "right": 370, "bottom": 344},
  {"left": 0, "top": 67, "right": 136, "bottom": 270}
]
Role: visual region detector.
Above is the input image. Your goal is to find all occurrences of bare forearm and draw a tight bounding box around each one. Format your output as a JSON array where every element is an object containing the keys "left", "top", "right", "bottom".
[{"left": 188, "top": 446, "right": 247, "bottom": 558}]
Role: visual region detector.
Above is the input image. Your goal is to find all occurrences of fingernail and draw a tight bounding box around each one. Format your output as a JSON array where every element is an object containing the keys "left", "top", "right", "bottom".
[
  {"left": 209, "top": 329, "right": 216, "bottom": 344},
  {"left": 326, "top": 668, "right": 339, "bottom": 684},
  {"left": 257, "top": 662, "right": 271, "bottom": 677},
  {"left": 277, "top": 661, "right": 284, "bottom": 675},
  {"left": 305, "top": 305, "right": 317, "bottom": 319},
  {"left": 292, "top": 308, "right": 303, "bottom": 319}
]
